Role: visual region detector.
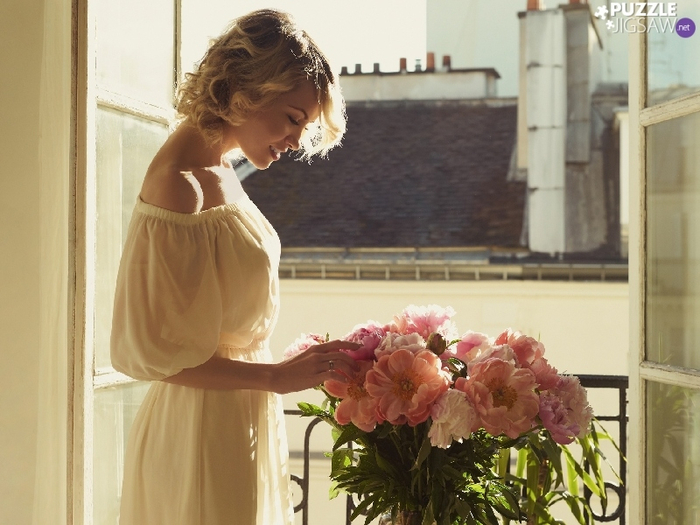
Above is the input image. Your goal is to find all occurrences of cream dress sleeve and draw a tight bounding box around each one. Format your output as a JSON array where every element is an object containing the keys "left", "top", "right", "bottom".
[{"left": 110, "top": 195, "right": 280, "bottom": 381}]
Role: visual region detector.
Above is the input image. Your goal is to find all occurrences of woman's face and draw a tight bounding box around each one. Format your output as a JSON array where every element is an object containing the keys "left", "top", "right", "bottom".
[{"left": 232, "top": 80, "right": 322, "bottom": 169}]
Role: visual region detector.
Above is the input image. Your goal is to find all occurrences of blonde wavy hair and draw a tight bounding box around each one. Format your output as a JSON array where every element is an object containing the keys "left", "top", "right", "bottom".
[{"left": 176, "top": 9, "right": 346, "bottom": 160}]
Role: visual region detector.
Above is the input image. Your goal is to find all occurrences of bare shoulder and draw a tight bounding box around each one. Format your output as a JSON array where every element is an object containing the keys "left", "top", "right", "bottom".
[{"left": 140, "top": 166, "right": 205, "bottom": 214}]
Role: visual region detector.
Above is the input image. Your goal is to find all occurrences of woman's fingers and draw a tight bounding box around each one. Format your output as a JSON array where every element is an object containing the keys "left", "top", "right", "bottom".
[
  {"left": 317, "top": 351, "right": 358, "bottom": 377},
  {"left": 276, "top": 339, "right": 365, "bottom": 392},
  {"left": 315, "top": 339, "right": 363, "bottom": 352}
]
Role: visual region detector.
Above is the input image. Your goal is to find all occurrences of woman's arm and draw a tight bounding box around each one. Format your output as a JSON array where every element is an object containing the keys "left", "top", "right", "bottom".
[{"left": 162, "top": 339, "right": 361, "bottom": 394}]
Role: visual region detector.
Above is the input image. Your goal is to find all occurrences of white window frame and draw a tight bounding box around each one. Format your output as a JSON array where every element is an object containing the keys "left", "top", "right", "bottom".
[
  {"left": 71, "top": 1, "right": 181, "bottom": 523},
  {"left": 628, "top": 24, "right": 700, "bottom": 524}
]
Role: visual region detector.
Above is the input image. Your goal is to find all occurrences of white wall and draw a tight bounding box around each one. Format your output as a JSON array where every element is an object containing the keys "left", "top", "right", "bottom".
[
  {"left": 339, "top": 69, "right": 497, "bottom": 101},
  {"left": 0, "top": 1, "right": 71, "bottom": 524},
  {"left": 273, "top": 278, "right": 629, "bottom": 524}
]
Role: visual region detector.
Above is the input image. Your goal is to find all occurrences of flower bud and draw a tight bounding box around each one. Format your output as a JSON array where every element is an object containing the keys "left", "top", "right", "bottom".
[{"left": 427, "top": 332, "right": 447, "bottom": 356}]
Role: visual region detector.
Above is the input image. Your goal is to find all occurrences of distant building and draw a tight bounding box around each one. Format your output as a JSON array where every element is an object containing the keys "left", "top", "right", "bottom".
[{"left": 241, "top": 1, "right": 628, "bottom": 279}]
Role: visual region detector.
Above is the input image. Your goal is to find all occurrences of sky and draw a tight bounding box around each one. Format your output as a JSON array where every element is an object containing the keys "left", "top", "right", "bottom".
[{"left": 181, "top": 0, "right": 427, "bottom": 77}]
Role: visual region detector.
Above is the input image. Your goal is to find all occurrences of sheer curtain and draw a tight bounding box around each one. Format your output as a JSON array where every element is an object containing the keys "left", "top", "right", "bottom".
[{"left": 32, "top": 0, "right": 72, "bottom": 522}]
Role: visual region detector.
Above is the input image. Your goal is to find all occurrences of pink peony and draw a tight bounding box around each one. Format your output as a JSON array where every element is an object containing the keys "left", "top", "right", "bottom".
[
  {"left": 428, "top": 389, "right": 478, "bottom": 448},
  {"left": 282, "top": 333, "right": 326, "bottom": 360},
  {"left": 341, "top": 321, "right": 386, "bottom": 361},
  {"left": 324, "top": 361, "right": 379, "bottom": 432},
  {"left": 457, "top": 358, "right": 540, "bottom": 439},
  {"left": 386, "top": 304, "right": 458, "bottom": 341},
  {"left": 366, "top": 349, "right": 450, "bottom": 426},
  {"left": 466, "top": 344, "right": 516, "bottom": 374},
  {"left": 539, "top": 375, "right": 594, "bottom": 444},
  {"left": 446, "top": 331, "right": 491, "bottom": 363},
  {"left": 374, "top": 332, "right": 426, "bottom": 359},
  {"left": 494, "top": 329, "right": 559, "bottom": 391}
]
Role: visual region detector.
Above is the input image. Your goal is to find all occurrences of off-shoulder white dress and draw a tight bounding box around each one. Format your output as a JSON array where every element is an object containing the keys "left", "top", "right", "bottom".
[{"left": 110, "top": 180, "right": 294, "bottom": 525}]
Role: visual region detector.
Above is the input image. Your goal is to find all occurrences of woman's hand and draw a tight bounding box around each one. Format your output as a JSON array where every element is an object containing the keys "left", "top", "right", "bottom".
[{"left": 272, "top": 339, "right": 362, "bottom": 394}]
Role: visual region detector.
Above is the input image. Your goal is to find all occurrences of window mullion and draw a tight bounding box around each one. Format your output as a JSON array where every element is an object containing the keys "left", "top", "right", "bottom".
[
  {"left": 95, "top": 88, "right": 174, "bottom": 125},
  {"left": 93, "top": 369, "right": 139, "bottom": 390},
  {"left": 640, "top": 93, "right": 700, "bottom": 127},
  {"left": 627, "top": 24, "right": 647, "bottom": 525}
]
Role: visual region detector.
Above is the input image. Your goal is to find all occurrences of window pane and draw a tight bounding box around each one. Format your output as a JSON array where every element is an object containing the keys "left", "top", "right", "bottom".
[
  {"left": 647, "top": 1, "right": 700, "bottom": 105},
  {"left": 95, "top": 108, "right": 168, "bottom": 370},
  {"left": 93, "top": 382, "right": 151, "bottom": 524},
  {"left": 646, "top": 110, "right": 700, "bottom": 368},
  {"left": 646, "top": 381, "right": 700, "bottom": 524},
  {"left": 95, "top": 0, "right": 175, "bottom": 107}
]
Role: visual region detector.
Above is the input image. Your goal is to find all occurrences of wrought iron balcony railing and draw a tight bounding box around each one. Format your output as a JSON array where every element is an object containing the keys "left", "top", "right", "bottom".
[{"left": 285, "top": 374, "right": 628, "bottom": 525}]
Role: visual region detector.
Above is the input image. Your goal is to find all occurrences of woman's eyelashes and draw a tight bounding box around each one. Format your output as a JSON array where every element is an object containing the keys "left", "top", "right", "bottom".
[{"left": 288, "top": 115, "right": 300, "bottom": 126}]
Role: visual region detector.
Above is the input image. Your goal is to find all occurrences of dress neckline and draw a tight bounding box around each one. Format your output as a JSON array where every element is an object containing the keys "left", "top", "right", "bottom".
[{"left": 135, "top": 192, "right": 250, "bottom": 225}]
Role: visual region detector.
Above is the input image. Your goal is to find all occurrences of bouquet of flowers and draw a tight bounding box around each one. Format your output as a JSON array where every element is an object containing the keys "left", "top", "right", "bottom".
[{"left": 285, "top": 305, "right": 621, "bottom": 525}]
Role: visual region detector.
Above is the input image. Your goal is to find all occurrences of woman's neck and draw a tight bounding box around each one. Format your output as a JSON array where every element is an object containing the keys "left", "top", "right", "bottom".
[{"left": 163, "top": 120, "right": 239, "bottom": 170}]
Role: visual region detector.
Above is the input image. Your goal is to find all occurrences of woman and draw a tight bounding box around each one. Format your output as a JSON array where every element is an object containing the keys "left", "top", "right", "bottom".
[{"left": 110, "top": 9, "right": 359, "bottom": 524}]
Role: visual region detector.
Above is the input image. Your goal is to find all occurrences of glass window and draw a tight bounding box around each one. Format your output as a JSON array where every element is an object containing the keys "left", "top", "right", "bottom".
[
  {"left": 95, "top": 0, "right": 175, "bottom": 107},
  {"left": 94, "top": 108, "right": 169, "bottom": 371},
  {"left": 647, "top": 0, "right": 700, "bottom": 105},
  {"left": 646, "top": 110, "right": 700, "bottom": 369},
  {"left": 646, "top": 381, "right": 700, "bottom": 524},
  {"left": 93, "top": 382, "right": 151, "bottom": 523},
  {"left": 86, "top": 1, "right": 177, "bottom": 523}
]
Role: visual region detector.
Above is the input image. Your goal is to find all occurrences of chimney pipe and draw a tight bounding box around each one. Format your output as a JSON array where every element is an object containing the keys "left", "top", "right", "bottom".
[
  {"left": 340, "top": 66, "right": 348, "bottom": 76},
  {"left": 426, "top": 52, "right": 435, "bottom": 71},
  {"left": 399, "top": 57, "right": 407, "bottom": 72},
  {"left": 373, "top": 62, "right": 380, "bottom": 74},
  {"left": 527, "top": 0, "right": 542, "bottom": 9},
  {"left": 442, "top": 55, "right": 451, "bottom": 71},
  {"left": 354, "top": 63, "right": 362, "bottom": 74}
]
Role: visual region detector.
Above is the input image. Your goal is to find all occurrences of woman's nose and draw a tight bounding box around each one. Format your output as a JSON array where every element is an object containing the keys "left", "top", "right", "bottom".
[{"left": 286, "top": 128, "right": 303, "bottom": 151}]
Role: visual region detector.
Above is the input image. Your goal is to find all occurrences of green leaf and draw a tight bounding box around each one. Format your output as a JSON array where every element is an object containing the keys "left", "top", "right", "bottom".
[
  {"left": 566, "top": 453, "right": 580, "bottom": 497},
  {"left": 561, "top": 446, "right": 602, "bottom": 499},
  {"left": 496, "top": 448, "right": 510, "bottom": 479},
  {"left": 412, "top": 432, "right": 433, "bottom": 471},
  {"left": 333, "top": 424, "right": 366, "bottom": 451},
  {"left": 331, "top": 448, "right": 354, "bottom": 476},
  {"left": 297, "top": 402, "right": 326, "bottom": 418},
  {"left": 328, "top": 480, "right": 340, "bottom": 500},
  {"left": 560, "top": 492, "right": 587, "bottom": 525},
  {"left": 486, "top": 482, "right": 521, "bottom": 520},
  {"left": 516, "top": 447, "right": 527, "bottom": 479}
]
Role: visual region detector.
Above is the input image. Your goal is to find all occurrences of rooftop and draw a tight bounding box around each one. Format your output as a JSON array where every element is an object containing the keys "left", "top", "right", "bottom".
[{"left": 242, "top": 98, "right": 524, "bottom": 250}]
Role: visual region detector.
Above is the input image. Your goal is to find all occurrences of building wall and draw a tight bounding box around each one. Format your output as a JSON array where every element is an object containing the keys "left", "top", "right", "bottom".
[
  {"left": 339, "top": 69, "right": 497, "bottom": 101},
  {"left": 0, "top": 1, "right": 71, "bottom": 524},
  {"left": 426, "top": 0, "right": 629, "bottom": 98},
  {"left": 272, "top": 278, "right": 629, "bottom": 524}
]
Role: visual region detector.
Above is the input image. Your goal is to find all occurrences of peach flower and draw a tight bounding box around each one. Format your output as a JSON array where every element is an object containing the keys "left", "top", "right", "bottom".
[
  {"left": 366, "top": 349, "right": 450, "bottom": 426},
  {"left": 494, "top": 329, "right": 559, "bottom": 391},
  {"left": 466, "top": 344, "right": 516, "bottom": 372},
  {"left": 324, "top": 361, "right": 379, "bottom": 432},
  {"left": 457, "top": 358, "right": 540, "bottom": 439}
]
